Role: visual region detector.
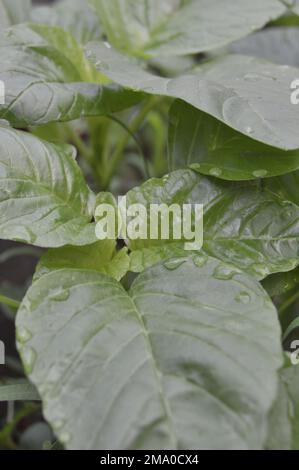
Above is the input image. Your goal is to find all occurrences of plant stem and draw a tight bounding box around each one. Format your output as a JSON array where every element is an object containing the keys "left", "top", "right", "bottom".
[
  {"left": 66, "top": 124, "right": 93, "bottom": 164},
  {"left": 104, "top": 96, "right": 160, "bottom": 188},
  {"left": 0, "top": 403, "right": 40, "bottom": 449},
  {"left": 0, "top": 295, "right": 20, "bottom": 310},
  {"left": 279, "top": 290, "right": 299, "bottom": 316}
]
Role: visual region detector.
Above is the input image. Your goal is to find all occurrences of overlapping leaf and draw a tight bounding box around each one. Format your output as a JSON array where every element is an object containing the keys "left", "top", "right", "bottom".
[
  {"left": 35, "top": 241, "right": 129, "bottom": 282},
  {"left": 0, "top": 0, "right": 31, "bottom": 29},
  {"left": 125, "top": 169, "right": 299, "bottom": 278},
  {"left": 16, "top": 256, "right": 282, "bottom": 449},
  {"left": 31, "top": 0, "right": 102, "bottom": 45},
  {"left": 0, "top": 24, "right": 140, "bottom": 127},
  {"left": 86, "top": 42, "right": 299, "bottom": 150},
  {"left": 267, "top": 363, "right": 299, "bottom": 449},
  {"left": 231, "top": 27, "right": 299, "bottom": 67},
  {"left": 90, "top": 0, "right": 285, "bottom": 57},
  {"left": 168, "top": 100, "right": 299, "bottom": 180},
  {"left": 0, "top": 122, "right": 97, "bottom": 247}
]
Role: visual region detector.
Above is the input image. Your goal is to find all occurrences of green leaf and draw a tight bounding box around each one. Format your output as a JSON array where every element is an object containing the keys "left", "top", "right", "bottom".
[
  {"left": 0, "top": 379, "right": 40, "bottom": 402},
  {"left": 90, "top": 0, "right": 285, "bottom": 58},
  {"left": 168, "top": 100, "right": 299, "bottom": 180},
  {"left": 0, "top": 123, "right": 97, "bottom": 248},
  {"left": 86, "top": 42, "right": 299, "bottom": 150},
  {"left": 0, "top": 0, "right": 31, "bottom": 29},
  {"left": 31, "top": 0, "right": 102, "bottom": 45},
  {"left": 266, "top": 363, "right": 299, "bottom": 450},
  {"left": 0, "top": 24, "right": 141, "bottom": 127},
  {"left": 126, "top": 169, "right": 299, "bottom": 279},
  {"left": 231, "top": 27, "right": 299, "bottom": 67},
  {"left": 16, "top": 256, "right": 282, "bottom": 449},
  {"left": 262, "top": 267, "right": 299, "bottom": 297},
  {"left": 35, "top": 241, "right": 130, "bottom": 282}
]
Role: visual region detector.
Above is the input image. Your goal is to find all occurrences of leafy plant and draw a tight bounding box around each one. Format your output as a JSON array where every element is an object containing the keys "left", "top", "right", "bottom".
[{"left": 0, "top": 0, "right": 299, "bottom": 450}]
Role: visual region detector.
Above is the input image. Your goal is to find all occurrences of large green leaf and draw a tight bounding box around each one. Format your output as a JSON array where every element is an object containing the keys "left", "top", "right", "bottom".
[
  {"left": 231, "top": 27, "right": 299, "bottom": 67},
  {"left": 0, "top": 0, "right": 31, "bottom": 29},
  {"left": 16, "top": 256, "right": 282, "bottom": 449},
  {"left": 267, "top": 363, "right": 299, "bottom": 449},
  {"left": 86, "top": 43, "right": 299, "bottom": 150},
  {"left": 35, "top": 241, "right": 129, "bottom": 282},
  {"left": 90, "top": 0, "right": 285, "bottom": 58},
  {"left": 125, "top": 169, "right": 299, "bottom": 278},
  {"left": 168, "top": 100, "right": 299, "bottom": 180},
  {"left": 0, "top": 24, "right": 140, "bottom": 127},
  {"left": 31, "top": 0, "right": 102, "bottom": 45},
  {"left": 0, "top": 122, "right": 97, "bottom": 247}
]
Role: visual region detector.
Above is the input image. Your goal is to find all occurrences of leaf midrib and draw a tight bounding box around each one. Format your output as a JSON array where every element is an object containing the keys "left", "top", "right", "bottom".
[{"left": 129, "top": 294, "right": 179, "bottom": 448}]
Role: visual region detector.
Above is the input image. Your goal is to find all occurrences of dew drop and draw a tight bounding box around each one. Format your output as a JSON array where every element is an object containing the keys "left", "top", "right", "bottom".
[
  {"left": 213, "top": 265, "right": 240, "bottom": 280},
  {"left": 17, "top": 326, "right": 32, "bottom": 344},
  {"left": 245, "top": 126, "right": 253, "bottom": 134},
  {"left": 189, "top": 163, "right": 201, "bottom": 172},
  {"left": 49, "top": 289, "right": 70, "bottom": 302},
  {"left": 252, "top": 264, "right": 269, "bottom": 278},
  {"left": 164, "top": 258, "right": 186, "bottom": 271},
  {"left": 253, "top": 169, "right": 268, "bottom": 178},
  {"left": 209, "top": 167, "right": 222, "bottom": 177},
  {"left": 235, "top": 292, "right": 251, "bottom": 304},
  {"left": 193, "top": 255, "right": 207, "bottom": 268},
  {"left": 59, "top": 431, "right": 71, "bottom": 445},
  {"left": 21, "top": 347, "right": 37, "bottom": 374},
  {"left": 53, "top": 419, "right": 65, "bottom": 431}
]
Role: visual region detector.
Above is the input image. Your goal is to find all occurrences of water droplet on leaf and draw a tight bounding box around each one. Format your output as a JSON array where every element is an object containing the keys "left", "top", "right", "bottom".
[
  {"left": 164, "top": 258, "right": 186, "bottom": 271},
  {"left": 253, "top": 169, "right": 268, "bottom": 178},
  {"left": 235, "top": 292, "right": 251, "bottom": 304},
  {"left": 49, "top": 289, "right": 70, "bottom": 302},
  {"left": 53, "top": 419, "right": 65, "bottom": 431},
  {"left": 209, "top": 167, "right": 222, "bottom": 177},
  {"left": 193, "top": 255, "right": 207, "bottom": 268},
  {"left": 21, "top": 347, "right": 37, "bottom": 374},
  {"left": 252, "top": 264, "right": 269, "bottom": 278},
  {"left": 213, "top": 265, "right": 240, "bottom": 280},
  {"left": 59, "top": 432, "right": 71, "bottom": 445},
  {"left": 17, "top": 326, "right": 32, "bottom": 344}
]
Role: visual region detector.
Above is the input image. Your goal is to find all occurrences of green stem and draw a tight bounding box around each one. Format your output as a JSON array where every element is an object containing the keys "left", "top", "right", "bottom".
[
  {"left": 0, "top": 403, "right": 40, "bottom": 449},
  {"left": 0, "top": 294, "right": 20, "bottom": 310},
  {"left": 104, "top": 96, "right": 160, "bottom": 188},
  {"left": 107, "top": 114, "right": 151, "bottom": 179},
  {"left": 66, "top": 124, "right": 93, "bottom": 164},
  {"left": 279, "top": 290, "right": 299, "bottom": 316}
]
